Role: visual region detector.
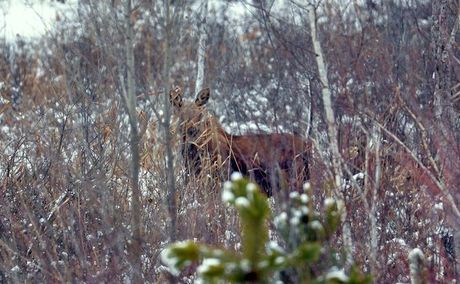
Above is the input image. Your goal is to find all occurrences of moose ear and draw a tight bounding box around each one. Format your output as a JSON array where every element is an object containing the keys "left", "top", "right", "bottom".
[
  {"left": 195, "top": 88, "right": 210, "bottom": 107},
  {"left": 169, "top": 87, "right": 183, "bottom": 108}
]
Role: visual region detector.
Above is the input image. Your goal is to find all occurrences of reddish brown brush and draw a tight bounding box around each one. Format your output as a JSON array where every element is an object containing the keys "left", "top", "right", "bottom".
[{"left": 170, "top": 87, "right": 311, "bottom": 196}]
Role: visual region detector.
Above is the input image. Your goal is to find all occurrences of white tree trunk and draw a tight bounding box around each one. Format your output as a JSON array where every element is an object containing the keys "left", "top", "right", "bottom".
[
  {"left": 409, "top": 248, "right": 426, "bottom": 284},
  {"left": 162, "top": 0, "right": 178, "bottom": 246},
  {"left": 121, "top": 0, "right": 142, "bottom": 282},
  {"left": 369, "top": 125, "right": 381, "bottom": 275},
  {"left": 195, "top": 0, "right": 208, "bottom": 93},
  {"left": 307, "top": 6, "right": 342, "bottom": 188},
  {"left": 307, "top": 3, "right": 353, "bottom": 267}
]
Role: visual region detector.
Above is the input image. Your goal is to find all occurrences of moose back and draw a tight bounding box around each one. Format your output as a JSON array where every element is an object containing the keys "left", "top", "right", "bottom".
[{"left": 170, "top": 87, "right": 311, "bottom": 196}]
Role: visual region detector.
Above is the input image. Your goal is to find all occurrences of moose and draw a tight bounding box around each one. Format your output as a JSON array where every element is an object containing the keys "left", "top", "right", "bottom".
[{"left": 170, "top": 87, "right": 311, "bottom": 196}]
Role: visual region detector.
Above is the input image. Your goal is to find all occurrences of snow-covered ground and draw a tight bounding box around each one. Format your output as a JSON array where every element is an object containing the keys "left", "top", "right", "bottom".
[{"left": 0, "top": 0, "right": 77, "bottom": 41}]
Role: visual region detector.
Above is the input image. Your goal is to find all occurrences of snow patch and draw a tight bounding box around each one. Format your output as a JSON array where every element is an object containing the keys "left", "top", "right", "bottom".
[{"left": 0, "top": 0, "right": 78, "bottom": 41}]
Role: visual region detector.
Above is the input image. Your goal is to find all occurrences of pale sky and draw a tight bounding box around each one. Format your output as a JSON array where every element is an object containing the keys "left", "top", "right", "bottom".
[{"left": 0, "top": 0, "right": 74, "bottom": 41}]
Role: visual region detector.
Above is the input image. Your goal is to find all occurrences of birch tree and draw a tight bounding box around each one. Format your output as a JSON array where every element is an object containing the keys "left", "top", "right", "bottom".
[
  {"left": 431, "top": 0, "right": 460, "bottom": 276},
  {"left": 307, "top": 2, "right": 353, "bottom": 268},
  {"left": 195, "top": 0, "right": 208, "bottom": 93},
  {"left": 119, "top": 0, "right": 143, "bottom": 281},
  {"left": 162, "top": 0, "right": 177, "bottom": 243}
]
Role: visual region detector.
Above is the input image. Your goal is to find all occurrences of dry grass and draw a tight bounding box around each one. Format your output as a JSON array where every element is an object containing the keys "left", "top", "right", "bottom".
[{"left": 0, "top": 34, "right": 457, "bottom": 282}]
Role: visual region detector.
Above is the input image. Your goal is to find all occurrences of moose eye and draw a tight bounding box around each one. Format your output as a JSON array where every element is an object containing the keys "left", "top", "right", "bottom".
[{"left": 187, "top": 127, "right": 198, "bottom": 137}]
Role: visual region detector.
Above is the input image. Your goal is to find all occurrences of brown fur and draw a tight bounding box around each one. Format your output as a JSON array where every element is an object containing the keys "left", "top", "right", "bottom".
[{"left": 170, "top": 87, "right": 311, "bottom": 196}]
